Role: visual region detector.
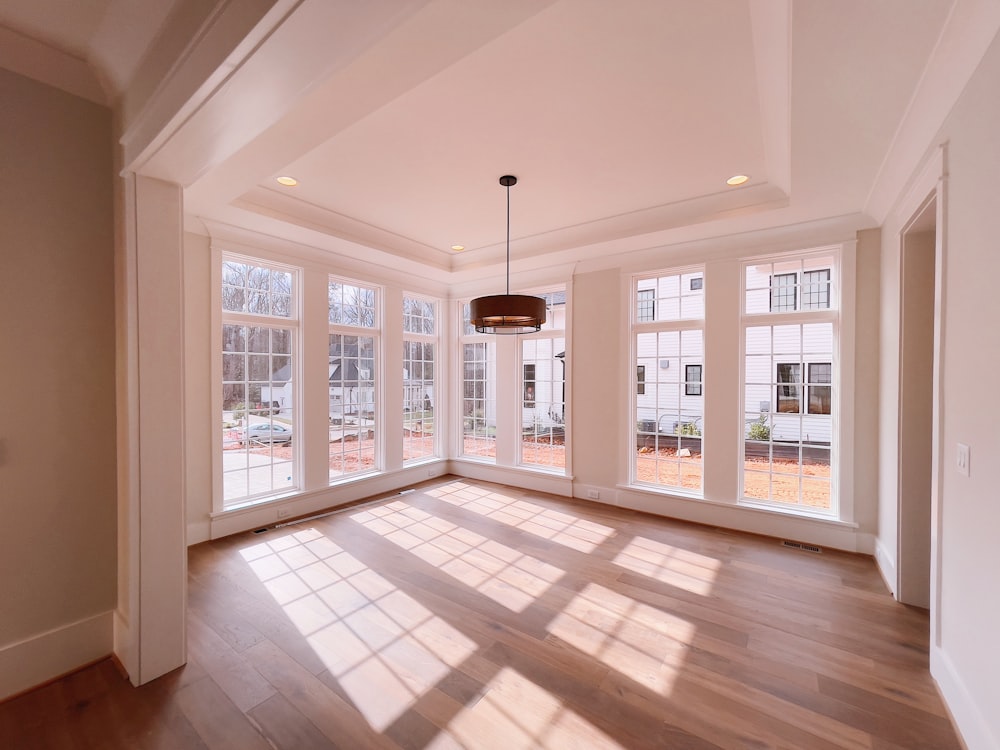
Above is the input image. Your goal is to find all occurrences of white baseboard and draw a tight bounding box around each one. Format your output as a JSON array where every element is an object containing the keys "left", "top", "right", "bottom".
[
  {"left": 581, "top": 484, "right": 872, "bottom": 553},
  {"left": 874, "top": 538, "right": 897, "bottom": 597},
  {"left": 0, "top": 611, "right": 113, "bottom": 700},
  {"left": 448, "top": 460, "right": 573, "bottom": 498},
  {"left": 209, "top": 461, "right": 450, "bottom": 540},
  {"left": 187, "top": 519, "right": 211, "bottom": 546},
  {"left": 932, "top": 645, "right": 999, "bottom": 750}
]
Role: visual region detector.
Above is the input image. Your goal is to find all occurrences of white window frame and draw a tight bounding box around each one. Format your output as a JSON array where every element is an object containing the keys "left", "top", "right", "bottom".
[
  {"left": 740, "top": 250, "right": 841, "bottom": 517},
  {"left": 328, "top": 275, "right": 381, "bottom": 482},
  {"left": 402, "top": 293, "right": 440, "bottom": 464},
  {"left": 216, "top": 251, "right": 301, "bottom": 511},
  {"left": 457, "top": 301, "right": 497, "bottom": 463},
  {"left": 629, "top": 266, "right": 705, "bottom": 496},
  {"left": 517, "top": 288, "right": 568, "bottom": 474}
]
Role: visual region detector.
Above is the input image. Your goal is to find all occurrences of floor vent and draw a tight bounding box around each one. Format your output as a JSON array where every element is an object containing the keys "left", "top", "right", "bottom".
[
  {"left": 782, "top": 540, "right": 822, "bottom": 553},
  {"left": 252, "top": 528, "right": 269, "bottom": 534}
]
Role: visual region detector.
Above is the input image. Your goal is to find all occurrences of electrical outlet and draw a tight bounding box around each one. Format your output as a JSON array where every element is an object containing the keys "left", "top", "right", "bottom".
[
  {"left": 956, "top": 443, "right": 970, "bottom": 477},
  {"left": 587, "top": 489, "right": 600, "bottom": 500},
  {"left": 277, "top": 507, "right": 292, "bottom": 519}
]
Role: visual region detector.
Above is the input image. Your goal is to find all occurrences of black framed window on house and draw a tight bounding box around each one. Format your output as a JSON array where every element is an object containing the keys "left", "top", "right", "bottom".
[
  {"left": 774, "top": 362, "right": 831, "bottom": 414},
  {"left": 775, "top": 363, "right": 801, "bottom": 413},
  {"left": 807, "top": 362, "right": 832, "bottom": 414},
  {"left": 770, "top": 272, "right": 797, "bottom": 312},
  {"left": 637, "top": 289, "right": 655, "bottom": 322},
  {"left": 802, "top": 269, "right": 831, "bottom": 310},
  {"left": 636, "top": 365, "right": 646, "bottom": 395},
  {"left": 685, "top": 364, "right": 702, "bottom": 396},
  {"left": 523, "top": 364, "right": 536, "bottom": 407}
]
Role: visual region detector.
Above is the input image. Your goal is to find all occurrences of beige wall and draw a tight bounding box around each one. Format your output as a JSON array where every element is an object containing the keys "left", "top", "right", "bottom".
[{"left": 0, "top": 69, "right": 116, "bottom": 694}]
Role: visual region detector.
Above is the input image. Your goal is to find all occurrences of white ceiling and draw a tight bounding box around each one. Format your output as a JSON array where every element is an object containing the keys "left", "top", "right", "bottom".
[{"left": 2, "top": 0, "right": 963, "bottom": 281}]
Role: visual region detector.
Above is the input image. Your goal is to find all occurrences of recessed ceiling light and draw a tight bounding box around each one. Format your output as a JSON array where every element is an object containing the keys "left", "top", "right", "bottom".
[
  {"left": 726, "top": 174, "right": 749, "bottom": 186},
  {"left": 451, "top": 245, "right": 465, "bottom": 252},
  {"left": 276, "top": 176, "right": 298, "bottom": 186}
]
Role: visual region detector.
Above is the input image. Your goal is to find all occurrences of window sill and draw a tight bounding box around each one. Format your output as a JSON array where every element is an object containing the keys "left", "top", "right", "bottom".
[{"left": 618, "top": 483, "right": 858, "bottom": 530}]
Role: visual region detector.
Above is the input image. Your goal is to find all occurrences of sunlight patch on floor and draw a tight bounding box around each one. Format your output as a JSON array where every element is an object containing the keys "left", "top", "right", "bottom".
[
  {"left": 351, "top": 501, "right": 564, "bottom": 613},
  {"left": 239, "top": 527, "right": 477, "bottom": 731},
  {"left": 429, "top": 480, "right": 615, "bottom": 553},
  {"left": 612, "top": 535, "right": 721, "bottom": 595},
  {"left": 447, "top": 667, "right": 624, "bottom": 750},
  {"left": 546, "top": 582, "right": 695, "bottom": 696}
]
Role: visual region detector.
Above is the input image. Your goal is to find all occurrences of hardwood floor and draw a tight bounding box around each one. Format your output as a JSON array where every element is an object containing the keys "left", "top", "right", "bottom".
[{"left": 0, "top": 477, "right": 961, "bottom": 749}]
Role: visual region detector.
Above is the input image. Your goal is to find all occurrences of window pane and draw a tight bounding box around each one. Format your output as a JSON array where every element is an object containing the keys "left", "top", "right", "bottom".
[
  {"left": 462, "top": 341, "right": 496, "bottom": 460},
  {"left": 634, "top": 271, "right": 703, "bottom": 323},
  {"left": 403, "top": 336, "right": 436, "bottom": 463},
  {"left": 742, "top": 317, "right": 834, "bottom": 511},
  {"left": 404, "top": 295, "right": 436, "bottom": 335},
  {"left": 634, "top": 320, "right": 703, "bottom": 493},
  {"left": 329, "top": 334, "right": 377, "bottom": 479},
  {"left": 222, "top": 260, "right": 293, "bottom": 318},
  {"left": 329, "top": 281, "right": 378, "bottom": 328},
  {"left": 222, "top": 324, "right": 295, "bottom": 507},
  {"left": 520, "top": 337, "right": 566, "bottom": 470}
]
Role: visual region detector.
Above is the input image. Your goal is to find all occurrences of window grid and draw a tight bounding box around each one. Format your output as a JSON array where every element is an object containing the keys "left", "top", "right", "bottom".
[
  {"left": 743, "top": 310, "right": 834, "bottom": 513},
  {"left": 221, "top": 257, "right": 298, "bottom": 508},
  {"left": 403, "top": 295, "right": 438, "bottom": 464},
  {"left": 520, "top": 337, "right": 566, "bottom": 470},
  {"left": 635, "top": 271, "right": 704, "bottom": 323},
  {"left": 222, "top": 261, "right": 293, "bottom": 317},
  {"left": 461, "top": 340, "right": 496, "bottom": 460},
  {"left": 632, "top": 269, "right": 705, "bottom": 495},
  {"left": 329, "top": 280, "right": 377, "bottom": 327},
  {"left": 329, "top": 278, "right": 379, "bottom": 481}
]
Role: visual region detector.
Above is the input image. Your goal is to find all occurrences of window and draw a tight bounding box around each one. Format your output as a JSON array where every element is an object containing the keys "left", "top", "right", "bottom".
[
  {"left": 518, "top": 290, "right": 567, "bottom": 470},
  {"left": 770, "top": 272, "right": 797, "bottom": 312},
  {"left": 637, "top": 289, "right": 655, "bottom": 322},
  {"left": 807, "top": 362, "right": 832, "bottom": 415},
  {"left": 685, "top": 364, "right": 702, "bottom": 396},
  {"left": 773, "top": 361, "right": 831, "bottom": 415},
  {"left": 523, "top": 364, "right": 536, "bottom": 407},
  {"left": 743, "top": 253, "right": 837, "bottom": 512},
  {"left": 403, "top": 296, "right": 438, "bottom": 463},
  {"left": 776, "top": 363, "right": 800, "bottom": 412},
  {"left": 329, "top": 278, "right": 379, "bottom": 480},
  {"left": 636, "top": 274, "right": 703, "bottom": 323},
  {"left": 461, "top": 303, "right": 496, "bottom": 460},
  {"left": 632, "top": 269, "right": 704, "bottom": 494},
  {"left": 221, "top": 257, "right": 297, "bottom": 507},
  {"left": 802, "top": 269, "right": 831, "bottom": 310},
  {"left": 748, "top": 258, "right": 833, "bottom": 314}
]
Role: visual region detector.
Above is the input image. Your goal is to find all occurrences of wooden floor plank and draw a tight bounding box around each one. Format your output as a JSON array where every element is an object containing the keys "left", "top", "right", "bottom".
[{"left": 0, "top": 476, "right": 963, "bottom": 749}]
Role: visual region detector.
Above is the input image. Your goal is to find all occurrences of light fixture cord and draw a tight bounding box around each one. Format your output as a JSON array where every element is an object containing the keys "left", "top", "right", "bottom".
[{"left": 505, "top": 181, "right": 511, "bottom": 296}]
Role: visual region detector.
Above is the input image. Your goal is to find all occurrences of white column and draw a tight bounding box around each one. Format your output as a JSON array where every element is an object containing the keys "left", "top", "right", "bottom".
[{"left": 115, "top": 174, "right": 187, "bottom": 685}]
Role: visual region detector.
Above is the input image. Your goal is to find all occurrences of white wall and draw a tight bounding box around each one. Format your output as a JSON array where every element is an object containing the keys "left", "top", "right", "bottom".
[
  {"left": 923, "top": 31, "right": 1000, "bottom": 750},
  {"left": 0, "top": 69, "right": 116, "bottom": 699},
  {"left": 877, "top": 30, "right": 1000, "bottom": 750}
]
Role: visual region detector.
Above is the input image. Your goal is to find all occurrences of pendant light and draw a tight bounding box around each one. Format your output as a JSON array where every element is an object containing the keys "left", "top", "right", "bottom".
[{"left": 470, "top": 175, "right": 546, "bottom": 334}]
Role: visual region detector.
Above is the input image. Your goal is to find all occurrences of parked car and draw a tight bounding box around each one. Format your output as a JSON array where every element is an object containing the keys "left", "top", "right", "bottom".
[{"left": 235, "top": 422, "right": 293, "bottom": 445}]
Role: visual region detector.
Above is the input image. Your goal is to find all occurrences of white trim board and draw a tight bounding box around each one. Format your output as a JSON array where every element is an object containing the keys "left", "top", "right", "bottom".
[{"left": 0, "top": 611, "right": 113, "bottom": 701}]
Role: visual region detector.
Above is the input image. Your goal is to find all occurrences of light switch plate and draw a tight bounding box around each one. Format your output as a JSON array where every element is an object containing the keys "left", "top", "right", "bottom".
[{"left": 956, "top": 443, "right": 970, "bottom": 477}]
